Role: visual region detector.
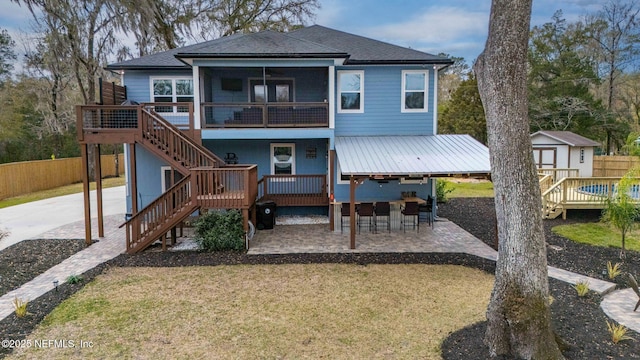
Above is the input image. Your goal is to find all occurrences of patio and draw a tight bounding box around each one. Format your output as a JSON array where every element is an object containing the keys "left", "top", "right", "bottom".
[{"left": 247, "top": 219, "right": 498, "bottom": 259}]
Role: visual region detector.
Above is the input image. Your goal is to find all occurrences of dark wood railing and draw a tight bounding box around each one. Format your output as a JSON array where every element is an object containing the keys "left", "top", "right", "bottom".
[
  {"left": 258, "top": 174, "right": 328, "bottom": 206},
  {"left": 192, "top": 165, "right": 258, "bottom": 209},
  {"left": 201, "top": 102, "right": 329, "bottom": 128},
  {"left": 124, "top": 175, "right": 195, "bottom": 253},
  {"left": 140, "top": 108, "right": 224, "bottom": 170}
]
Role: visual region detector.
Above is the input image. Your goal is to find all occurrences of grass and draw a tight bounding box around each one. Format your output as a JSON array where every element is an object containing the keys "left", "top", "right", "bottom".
[
  {"left": 552, "top": 222, "right": 640, "bottom": 252},
  {"left": 0, "top": 177, "right": 125, "bottom": 209},
  {"left": 8, "top": 264, "right": 494, "bottom": 359},
  {"left": 446, "top": 179, "right": 494, "bottom": 198}
]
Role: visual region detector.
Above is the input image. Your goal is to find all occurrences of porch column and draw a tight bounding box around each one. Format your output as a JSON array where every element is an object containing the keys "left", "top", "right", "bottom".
[
  {"left": 329, "top": 149, "right": 336, "bottom": 231},
  {"left": 94, "top": 144, "right": 104, "bottom": 237},
  {"left": 129, "top": 143, "right": 138, "bottom": 213},
  {"left": 350, "top": 175, "right": 356, "bottom": 249},
  {"left": 81, "top": 143, "right": 92, "bottom": 246},
  {"left": 328, "top": 65, "right": 335, "bottom": 129},
  {"left": 192, "top": 65, "right": 202, "bottom": 144}
]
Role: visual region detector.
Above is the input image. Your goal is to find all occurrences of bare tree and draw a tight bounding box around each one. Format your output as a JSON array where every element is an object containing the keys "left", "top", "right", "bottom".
[
  {"left": 13, "top": 0, "right": 119, "bottom": 105},
  {"left": 474, "top": 0, "right": 564, "bottom": 358},
  {"left": 585, "top": 0, "right": 640, "bottom": 152}
]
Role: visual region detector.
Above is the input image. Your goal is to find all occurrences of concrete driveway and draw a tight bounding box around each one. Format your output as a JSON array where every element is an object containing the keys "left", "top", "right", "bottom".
[{"left": 0, "top": 186, "right": 126, "bottom": 251}]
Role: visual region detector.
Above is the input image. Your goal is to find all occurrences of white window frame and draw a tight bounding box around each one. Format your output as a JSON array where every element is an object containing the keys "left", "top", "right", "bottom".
[
  {"left": 149, "top": 76, "right": 194, "bottom": 113},
  {"left": 270, "top": 143, "right": 296, "bottom": 178},
  {"left": 401, "top": 70, "right": 429, "bottom": 113},
  {"left": 337, "top": 70, "right": 364, "bottom": 113},
  {"left": 336, "top": 159, "right": 350, "bottom": 185}
]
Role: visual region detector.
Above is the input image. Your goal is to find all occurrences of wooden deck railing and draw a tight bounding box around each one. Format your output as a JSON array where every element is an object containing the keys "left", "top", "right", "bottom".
[
  {"left": 140, "top": 108, "right": 225, "bottom": 169},
  {"left": 124, "top": 175, "right": 195, "bottom": 253},
  {"left": 201, "top": 102, "right": 329, "bottom": 128},
  {"left": 537, "top": 168, "right": 579, "bottom": 183},
  {"left": 258, "top": 174, "right": 328, "bottom": 206},
  {"left": 540, "top": 177, "right": 640, "bottom": 219},
  {"left": 539, "top": 174, "right": 554, "bottom": 194},
  {"left": 192, "top": 165, "right": 258, "bottom": 209}
]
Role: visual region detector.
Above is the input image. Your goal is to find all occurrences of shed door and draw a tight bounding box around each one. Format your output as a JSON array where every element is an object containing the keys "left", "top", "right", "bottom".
[{"left": 533, "top": 148, "right": 556, "bottom": 169}]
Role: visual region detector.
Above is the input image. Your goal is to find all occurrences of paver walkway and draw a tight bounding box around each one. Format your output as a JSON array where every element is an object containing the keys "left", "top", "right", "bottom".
[
  {"left": 0, "top": 215, "right": 125, "bottom": 322},
  {"left": 0, "top": 215, "right": 637, "bottom": 335}
]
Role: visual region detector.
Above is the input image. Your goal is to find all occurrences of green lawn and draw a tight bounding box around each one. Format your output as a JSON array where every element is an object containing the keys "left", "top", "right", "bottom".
[
  {"left": 552, "top": 222, "right": 640, "bottom": 252},
  {"left": 8, "top": 264, "right": 493, "bottom": 360},
  {"left": 445, "top": 180, "right": 494, "bottom": 198},
  {"left": 0, "top": 177, "right": 125, "bottom": 209}
]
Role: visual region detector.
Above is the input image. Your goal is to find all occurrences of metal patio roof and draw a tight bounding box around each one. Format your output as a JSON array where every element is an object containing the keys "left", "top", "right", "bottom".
[{"left": 335, "top": 135, "right": 491, "bottom": 177}]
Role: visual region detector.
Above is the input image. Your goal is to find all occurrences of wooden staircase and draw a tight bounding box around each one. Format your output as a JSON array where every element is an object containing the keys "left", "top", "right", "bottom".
[{"left": 78, "top": 104, "right": 258, "bottom": 253}]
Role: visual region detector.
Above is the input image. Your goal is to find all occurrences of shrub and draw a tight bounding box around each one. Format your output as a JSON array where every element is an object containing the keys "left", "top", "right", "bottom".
[
  {"left": 574, "top": 281, "right": 590, "bottom": 297},
  {"left": 194, "top": 210, "right": 245, "bottom": 251},
  {"left": 436, "top": 180, "right": 453, "bottom": 203},
  {"left": 13, "top": 297, "right": 30, "bottom": 318},
  {"left": 607, "top": 261, "right": 622, "bottom": 280},
  {"left": 607, "top": 320, "right": 634, "bottom": 344},
  {"left": 66, "top": 274, "right": 84, "bottom": 284}
]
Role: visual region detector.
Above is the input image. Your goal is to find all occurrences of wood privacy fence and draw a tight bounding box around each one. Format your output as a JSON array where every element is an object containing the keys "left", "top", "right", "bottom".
[
  {"left": 592, "top": 156, "right": 640, "bottom": 177},
  {"left": 0, "top": 154, "right": 124, "bottom": 200}
]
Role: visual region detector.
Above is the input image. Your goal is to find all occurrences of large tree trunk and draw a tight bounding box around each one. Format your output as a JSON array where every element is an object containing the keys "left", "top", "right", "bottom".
[{"left": 474, "top": 0, "right": 564, "bottom": 358}]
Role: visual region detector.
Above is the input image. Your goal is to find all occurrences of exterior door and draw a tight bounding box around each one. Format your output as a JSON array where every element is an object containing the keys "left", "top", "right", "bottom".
[{"left": 249, "top": 79, "right": 293, "bottom": 103}]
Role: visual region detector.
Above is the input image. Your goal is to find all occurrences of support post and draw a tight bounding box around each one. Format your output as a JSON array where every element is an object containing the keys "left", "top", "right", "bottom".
[
  {"left": 94, "top": 144, "right": 104, "bottom": 237},
  {"left": 329, "top": 149, "right": 335, "bottom": 231},
  {"left": 81, "top": 144, "right": 92, "bottom": 246},
  {"left": 129, "top": 143, "right": 138, "bottom": 213},
  {"left": 350, "top": 175, "right": 356, "bottom": 249}
]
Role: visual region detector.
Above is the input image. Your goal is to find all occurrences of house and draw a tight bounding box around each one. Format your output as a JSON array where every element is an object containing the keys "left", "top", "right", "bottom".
[
  {"left": 531, "top": 130, "right": 600, "bottom": 177},
  {"left": 77, "top": 25, "right": 491, "bottom": 253}
]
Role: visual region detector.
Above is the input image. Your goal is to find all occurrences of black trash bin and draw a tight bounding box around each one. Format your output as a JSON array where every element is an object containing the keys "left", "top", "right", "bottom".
[{"left": 256, "top": 201, "right": 277, "bottom": 230}]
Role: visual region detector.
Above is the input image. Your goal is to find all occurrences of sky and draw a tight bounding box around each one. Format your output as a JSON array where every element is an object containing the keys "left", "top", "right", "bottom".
[{"left": 0, "top": 0, "right": 606, "bottom": 69}]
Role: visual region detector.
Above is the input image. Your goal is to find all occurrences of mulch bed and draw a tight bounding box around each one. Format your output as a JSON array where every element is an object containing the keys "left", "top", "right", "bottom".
[
  {"left": 1, "top": 197, "right": 640, "bottom": 359},
  {"left": 0, "top": 239, "right": 86, "bottom": 297}
]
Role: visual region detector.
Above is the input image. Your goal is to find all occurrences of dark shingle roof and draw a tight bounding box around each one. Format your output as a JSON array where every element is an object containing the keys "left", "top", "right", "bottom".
[
  {"left": 289, "top": 25, "right": 452, "bottom": 65},
  {"left": 107, "top": 25, "right": 452, "bottom": 69},
  {"left": 531, "top": 131, "right": 600, "bottom": 147}
]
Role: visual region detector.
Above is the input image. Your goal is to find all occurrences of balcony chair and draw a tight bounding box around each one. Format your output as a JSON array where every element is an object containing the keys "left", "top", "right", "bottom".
[
  {"left": 418, "top": 196, "right": 434, "bottom": 228},
  {"left": 374, "top": 202, "right": 391, "bottom": 233},
  {"left": 357, "top": 202, "right": 375, "bottom": 234},
  {"left": 401, "top": 201, "right": 420, "bottom": 233},
  {"left": 340, "top": 202, "right": 351, "bottom": 234}
]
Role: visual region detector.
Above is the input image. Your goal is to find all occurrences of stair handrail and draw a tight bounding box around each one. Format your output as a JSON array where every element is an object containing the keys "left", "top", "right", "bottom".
[
  {"left": 141, "top": 106, "right": 226, "bottom": 167},
  {"left": 123, "top": 174, "right": 194, "bottom": 252}
]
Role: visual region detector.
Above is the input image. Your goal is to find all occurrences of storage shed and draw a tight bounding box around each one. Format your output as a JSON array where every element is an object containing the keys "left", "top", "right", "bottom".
[{"left": 530, "top": 131, "right": 600, "bottom": 177}]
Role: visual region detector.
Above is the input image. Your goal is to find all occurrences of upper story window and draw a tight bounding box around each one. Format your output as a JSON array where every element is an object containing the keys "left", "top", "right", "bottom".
[
  {"left": 150, "top": 77, "right": 194, "bottom": 113},
  {"left": 338, "top": 70, "right": 364, "bottom": 113},
  {"left": 402, "top": 70, "right": 428, "bottom": 112}
]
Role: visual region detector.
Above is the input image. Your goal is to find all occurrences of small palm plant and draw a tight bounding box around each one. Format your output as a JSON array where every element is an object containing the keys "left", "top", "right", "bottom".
[
  {"left": 602, "top": 169, "right": 640, "bottom": 260},
  {"left": 574, "top": 281, "right": 590, "bottom": 297},
  {"left": 607, "top": 261, "right": 622, "bottom": 280},
  {"left": 607, "top": 320, "right": 633, "bottom": 344}
]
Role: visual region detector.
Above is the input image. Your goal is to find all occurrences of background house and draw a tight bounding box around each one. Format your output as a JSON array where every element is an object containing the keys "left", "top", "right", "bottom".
[
  {"left": 531, "top": 130, "right": 600, "bottom": 177},
  {"left": 79, "top": 25, "right": 491, "bottom": 252}
]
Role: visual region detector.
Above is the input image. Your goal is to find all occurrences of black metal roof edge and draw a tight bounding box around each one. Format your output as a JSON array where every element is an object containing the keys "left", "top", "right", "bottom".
[
  {"left": 105, "top": 65, "right": 189, "bottom": 70},
  {"left": 174, "top": 52, "right": 349, "bottom": 59},
  {"left": 343, "top": 59, "right": 454, "bottom": 66}
]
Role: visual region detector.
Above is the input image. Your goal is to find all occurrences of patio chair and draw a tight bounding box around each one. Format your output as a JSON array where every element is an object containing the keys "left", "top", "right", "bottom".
[
  {"left": 340, "top": 202, "right": 351, "bottom": 234},
  {"left": 401, "top": 201, "right": 419, "bottom": 233},
  {"left": 418, "top": 196, "right": 434, "bottom": 228},
  {"left": 374, "top": 202, "right": 391, "bottom": 233},
  {"left": 357, "top": 202, "right": 374, "bottom": 234}
]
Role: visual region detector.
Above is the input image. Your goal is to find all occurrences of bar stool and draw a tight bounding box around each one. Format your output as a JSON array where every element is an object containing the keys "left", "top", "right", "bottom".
[{"left": 374, "top": 202, "right": 391, "bottom": 233}]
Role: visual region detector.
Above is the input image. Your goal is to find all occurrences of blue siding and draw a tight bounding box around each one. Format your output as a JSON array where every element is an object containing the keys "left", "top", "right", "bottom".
[
  {"left": 125, "top": 144, "right": 169, "bottom": 213},
  {"left": 123, "top": 70, "right": 193, "bottom": 103},
  {"left": 203, "top": 138, "right": 327, "bottom": 179},
  {"left": 206, "top": 68, "right": 327, "bottom": 102},
  {"left": 334, "top": 66, "right": 435, "bottom": 136},
  {"left": 332, "top": 177, "right": 433, "bottom": 203}
]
